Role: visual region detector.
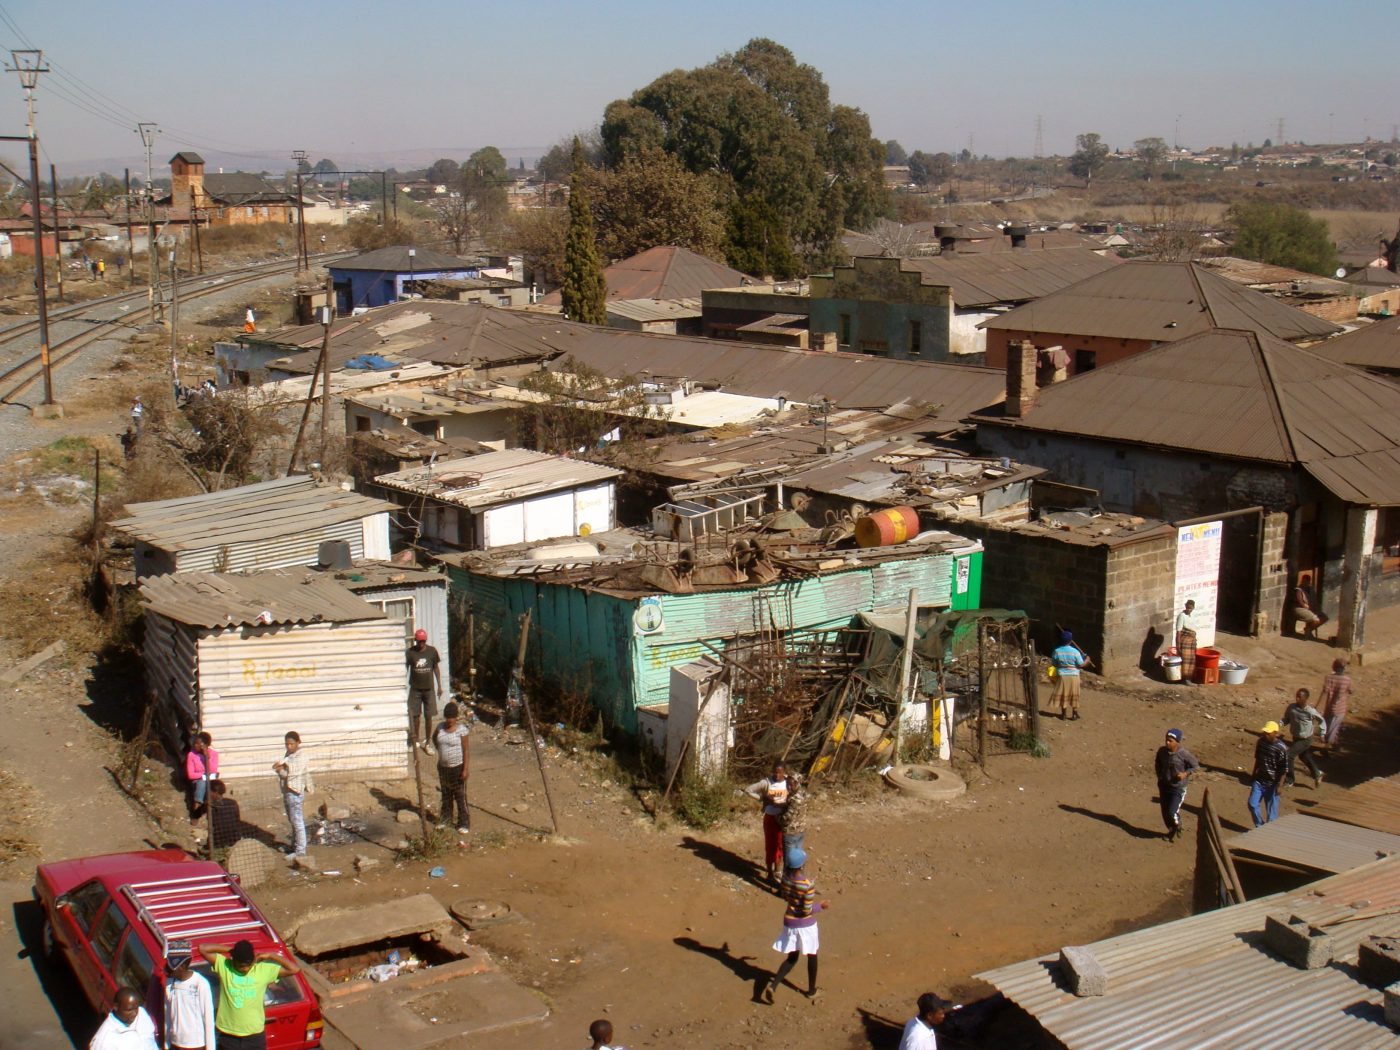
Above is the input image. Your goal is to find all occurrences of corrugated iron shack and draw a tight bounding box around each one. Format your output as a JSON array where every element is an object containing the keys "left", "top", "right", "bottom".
[
  {"left": 141, "top": 568, "right": 412, "bottom": 780},
  {"left": 440, "top": 529, "right": 982, "bottom": 733},
  {"left": 112, "top": 475, "right": 395, "bottom": 580}
]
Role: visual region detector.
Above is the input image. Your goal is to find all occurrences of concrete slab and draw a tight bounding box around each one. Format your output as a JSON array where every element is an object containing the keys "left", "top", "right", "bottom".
[
  {"left": 320, "top": 970, "right": 548, "bottom": 1050},
  {"left": 296, "top": 893, "right": 456, "bottom": 957}
]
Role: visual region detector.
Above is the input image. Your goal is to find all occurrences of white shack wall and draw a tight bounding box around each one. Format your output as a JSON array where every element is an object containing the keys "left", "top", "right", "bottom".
[
  {"left": 354, "top": 580, "right": 452, "bottom": 689},
  {"left": 480, "top": 481, "right": 615, "bottom": 549},
  {"left": 362, "top": 512, "right": 390, "bottom": 560},
  {"left": 194, "top": 619, "right": 409, "bottom": 780},
  {"left": 171, "top": 516, "right": 368, "bottom": 575},
  {"left": 144, "top": 611, "right": 200, "bottom": 749}
]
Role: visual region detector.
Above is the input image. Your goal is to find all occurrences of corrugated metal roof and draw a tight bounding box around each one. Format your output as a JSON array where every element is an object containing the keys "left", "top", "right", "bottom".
[
  {"left": 1311, "top": 317, "right": 1400, "bottom": 372},
  {"left": 897, "top": 248, "right": 1120, "bottom": 308},
  {"left": 977, "top": 855, "right": 1400, "bottom": 1050},
  {"left": 141, "top": 569, "right": 387, "bottom": 628},
  {"left": 111, "top": 475, "right": 395, "bottom": 552},
  {"left": 329, "top": 245, "right": 476, "bottom": 273},
  {"left": 375, "top": 449, "right": 623, "bottom": 510},
  {"left": 549, "top": 334, "right": 1006, "bottom": 414},
  {"left": 606, "top": 297, "right": 703, "bottom": 323},
  {"left": 1226, "top": 813, "right": 1400, "bottom": 873},
  {"left": 979, "top": 261, "right": 1341, "bottom": 342},
  {"left": 978, "top": 328, "right": 1400, "bottom": 506},
  {"left": 1306, "top": 775, "right": 1400, "bottom": 835},
  {"left": 539, "top": 246, "right": 752, "bottom": 305}
]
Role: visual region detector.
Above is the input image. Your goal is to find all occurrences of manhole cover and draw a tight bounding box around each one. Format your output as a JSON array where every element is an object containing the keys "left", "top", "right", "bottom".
[{"left": 450, "top": 898, "right": 512, "bottom": 929}]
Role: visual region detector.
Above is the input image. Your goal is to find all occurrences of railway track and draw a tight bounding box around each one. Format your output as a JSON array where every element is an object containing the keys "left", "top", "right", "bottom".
[{"left": 0, "top": 252, "right": 352, "bottom": 407}]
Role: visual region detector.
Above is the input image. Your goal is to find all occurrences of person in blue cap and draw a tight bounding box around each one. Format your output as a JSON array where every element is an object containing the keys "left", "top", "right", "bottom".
[
  {"left": 1154, "top": 728, "right": 1200, "bottom": 842},
  {"left": 1050, "top": 630, "right": 1091, "bottom": 720},
  {"left": 758, "top": 846, "right": 827, "bottom": 1004}
]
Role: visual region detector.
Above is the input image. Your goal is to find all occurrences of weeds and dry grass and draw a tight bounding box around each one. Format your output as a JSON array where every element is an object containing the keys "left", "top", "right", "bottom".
[{"left": 0, "top": 768, "right": 39, "bottom": 866}]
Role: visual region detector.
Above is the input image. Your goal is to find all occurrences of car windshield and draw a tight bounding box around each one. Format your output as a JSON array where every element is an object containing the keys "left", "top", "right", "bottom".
[{"left": 195, "top": 962, "right": 304, "bottom": 1007}]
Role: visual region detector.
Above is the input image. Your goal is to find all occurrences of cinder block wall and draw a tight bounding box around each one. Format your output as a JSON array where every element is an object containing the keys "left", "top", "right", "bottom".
[{"left": 1102, "top": 534, "right": 1180, "bottom": 672}]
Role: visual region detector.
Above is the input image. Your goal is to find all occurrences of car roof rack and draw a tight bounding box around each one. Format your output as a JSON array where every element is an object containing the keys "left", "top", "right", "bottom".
[{"left": 120, "top": 871, "right": 280, "bottom": 957}]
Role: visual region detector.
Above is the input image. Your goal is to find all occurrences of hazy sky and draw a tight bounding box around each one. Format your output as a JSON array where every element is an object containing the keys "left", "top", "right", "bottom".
[{"left": 2, "top": 0, "right": 1395, "bottom": 173}]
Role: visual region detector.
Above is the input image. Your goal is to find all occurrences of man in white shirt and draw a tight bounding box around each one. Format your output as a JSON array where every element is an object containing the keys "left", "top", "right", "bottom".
[
  {"left": 89, "top": 987, "right": 158, "bottom": 1050},
  {"left": 162, "top": 941, "right": 215, "bottom": 1050},
  {"left": 898, "top": 992, "right": 951, "bottom": 1050}
]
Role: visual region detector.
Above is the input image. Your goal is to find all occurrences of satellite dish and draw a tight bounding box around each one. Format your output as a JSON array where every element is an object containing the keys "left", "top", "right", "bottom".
[{"left": 1335, "top": 267, "right": 1347, "bottom": 279}]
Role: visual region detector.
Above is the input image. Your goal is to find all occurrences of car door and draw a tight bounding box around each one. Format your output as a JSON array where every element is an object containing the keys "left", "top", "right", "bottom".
[
  {"left": 54, "top": 880, "right": 115, "bottom": 1011},
  {"left": 83, "top": 897, "right": 129, "bottom": 1011}
]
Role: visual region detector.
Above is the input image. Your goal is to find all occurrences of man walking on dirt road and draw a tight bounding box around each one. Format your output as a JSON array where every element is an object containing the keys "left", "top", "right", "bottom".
[
  {"left": 1247, "top": 721, "right": 1289, "bottom": 827},
  {"left": 1154, "top": 728, "right": 1199, "bottom": 842}
]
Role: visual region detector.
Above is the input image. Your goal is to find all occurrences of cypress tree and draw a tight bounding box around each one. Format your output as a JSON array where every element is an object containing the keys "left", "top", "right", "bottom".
[{"left": 560, "top": 139, "right": 607, "bottom": 325}]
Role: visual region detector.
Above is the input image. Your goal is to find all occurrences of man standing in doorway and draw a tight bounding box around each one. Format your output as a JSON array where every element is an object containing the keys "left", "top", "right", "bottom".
[
  {"left": 1175, "top": 600, "right": 1198, "bottom": 680},
  {"left": 1154, "top": 728, "right": 1200, "bottom": 842},
  {"left": 200, "top": 939, "right": 301, "bottom": 1050},
  {"left": 407, "top": 629, "right": 442, "bottom": 753},
  {"left": 1247, "top": 721, "right": 1289, "bottom": 827}
]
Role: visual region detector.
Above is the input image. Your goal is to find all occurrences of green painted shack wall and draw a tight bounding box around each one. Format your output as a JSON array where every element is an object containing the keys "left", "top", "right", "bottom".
[{"left": 446, "top": 546, "right": 981, "bottom": 734}]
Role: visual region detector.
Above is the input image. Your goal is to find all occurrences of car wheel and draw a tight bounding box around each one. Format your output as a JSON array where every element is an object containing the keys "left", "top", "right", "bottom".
[
  {"left": 40, "top": 917, "right": 57, "bottom": 961},
  {"left": 883, "top": 763, "right": 967, "bottom": 801}
]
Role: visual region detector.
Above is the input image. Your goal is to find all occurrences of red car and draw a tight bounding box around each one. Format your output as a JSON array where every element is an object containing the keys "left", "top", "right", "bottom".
[{"left": 35, "top": 848, "right": 324, "bottom": 1049}]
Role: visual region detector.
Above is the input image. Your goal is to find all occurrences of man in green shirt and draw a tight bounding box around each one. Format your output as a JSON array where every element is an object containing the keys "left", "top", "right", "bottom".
[{"left": 199, "top": 938, "right": 300, "bottom": 1050}]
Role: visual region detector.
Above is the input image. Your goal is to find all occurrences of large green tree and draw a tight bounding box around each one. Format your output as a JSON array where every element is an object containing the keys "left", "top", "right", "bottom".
[
  {"left": 560, "top": 140, "right": 607, "bottom": 325},
  {"left": 440, "top": 146, "right": 510, "bottom": 252},
  {"left": 907, "top": 150, "right": 952, "bottom": 189},
  {"left": 1068, "top": 132, "right": 1109, "bottom": 187},
  {"left": 599, "top": 38, "right": 886, "bottom": 274},
  {"left": 1227, "top": 201, "right": 1338, "bottom": 276},
  {"left": 585, "top": 147, "right": 726, "bottom": 263}
]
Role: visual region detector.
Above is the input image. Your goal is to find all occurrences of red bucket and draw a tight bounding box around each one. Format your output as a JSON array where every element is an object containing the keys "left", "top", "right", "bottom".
[{"left": 1194, "top": 647, "right": 1221, "bottom": 671}]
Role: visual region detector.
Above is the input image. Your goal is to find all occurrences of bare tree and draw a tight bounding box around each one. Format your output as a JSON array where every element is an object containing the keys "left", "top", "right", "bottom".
[
  {"left": 1141, "top": 200, "right": 1212, "bottom": 262},
  {"left": 862, "top": 218, "right": 923, "bottom": 258}
]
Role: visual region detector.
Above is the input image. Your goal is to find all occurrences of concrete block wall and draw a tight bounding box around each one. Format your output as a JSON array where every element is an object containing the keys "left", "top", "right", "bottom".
[
  {"left": 1103, "top": 534, "right": 1179, "bottom": 672},
  {"left": 1257, "top": 511, "right": 1290, "bottom": 633}
]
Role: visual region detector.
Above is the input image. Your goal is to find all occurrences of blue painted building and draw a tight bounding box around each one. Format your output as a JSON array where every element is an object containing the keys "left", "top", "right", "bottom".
[
  {"left": 330, "top": 245, "right": 479, "bottom": 313},
  {"left": 442, "top": 535, "right": 982, "bottom": 733}
]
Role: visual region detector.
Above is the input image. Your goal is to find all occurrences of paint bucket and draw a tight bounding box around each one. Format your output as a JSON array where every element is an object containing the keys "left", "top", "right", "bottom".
[
  {"left": 854, "top": 506, "right": 920, "bottom": 548},
  {"left": 1161, "top": 655, "right": 1183, "bottom": 682}
]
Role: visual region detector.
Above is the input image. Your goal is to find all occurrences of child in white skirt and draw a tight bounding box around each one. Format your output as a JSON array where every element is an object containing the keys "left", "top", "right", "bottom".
[{"left": 760, "top": 846, "right": 828, "bottom": 1003}]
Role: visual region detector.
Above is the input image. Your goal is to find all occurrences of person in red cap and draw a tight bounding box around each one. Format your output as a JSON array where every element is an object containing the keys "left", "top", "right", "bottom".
[{"left": 406, "top": 628, "right": 442, "bottom": 753}]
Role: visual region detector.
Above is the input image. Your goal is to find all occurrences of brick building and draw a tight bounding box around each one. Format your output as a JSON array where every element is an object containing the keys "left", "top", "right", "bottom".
[
  {"left": 974, "top": 328, "right": 1400, "bottom": 650},
  {"left": 159, "top": 152, "right": 297, "bottom": 227},
  {"left": 979, "top": 261, "right": 1340, "bottom": 376}
]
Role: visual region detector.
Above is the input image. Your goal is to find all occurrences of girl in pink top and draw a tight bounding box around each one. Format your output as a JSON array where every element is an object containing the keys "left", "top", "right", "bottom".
[{"left": 186, "top": 732, "right": 218, "bottom": 821}]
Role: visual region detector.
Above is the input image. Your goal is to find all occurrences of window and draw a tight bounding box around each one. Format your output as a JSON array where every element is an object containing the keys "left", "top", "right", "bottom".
[
  {"left": 90, "top": 903, "right": 129, "bottom": 968},
  {"left": 838, "top": 314, "right": 852, "bottom": 346},
  {"left": 114, "top": 933, "right": 155, "bottom": 997},
  {"left": 497, "top": 296, "right": 512, "bottom": 307},
  {"left": 374, "top": 597, "right": 416, "bottom": 642},
  {"left": 355, "top": 415, "right": 371, "bottom": 432},
  {"left": 411, "top": 419, "right": 438, "bottom": 438},
  {"left": 908, "top": 319, "right": 922, "bottom": 357},
  {"left": 245, "top": 207, "right": 253, "bottom": 217},
  {"left": 199, "top": 964, "right": 304, "bottom": 1008},
  {"left": 66, "top": 881, "right": 109, "bottom": 934},
  {"left": 1074, "top": 348, "right": 1097, "bottom": 373}
]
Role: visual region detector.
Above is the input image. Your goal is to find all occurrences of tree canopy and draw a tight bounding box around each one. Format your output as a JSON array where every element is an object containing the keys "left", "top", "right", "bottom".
[
  {"left": 1134, "top": 137, "right": 1167, "bottom": 179},
  {"left": 598, "top": 38, "right": 886, "bottom": 275},
  {"left": 585, "top": 147, "right": 726, "bottom": 263},
  {"left": 907, "top": 150, "right": 952, "bottom": 188},
  {"left": 1068, "top": 133, "right": 1109, "bottom": 187},
  {"left": 884, "top": 140, "right": 908, "bottom": 166},
  {"left": 1227, "top": 201, "right": 1338, "bottom": 276},
  {"left": 426, "top": 158, "right": 459, "bottom": 185}
]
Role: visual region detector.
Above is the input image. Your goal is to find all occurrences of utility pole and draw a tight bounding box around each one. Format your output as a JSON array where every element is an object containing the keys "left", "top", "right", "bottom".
[
  {"left": 291, "top": 149, "right": 308, "bottom": 271},
  {"left": 124, "top": 168, "right": 136, "bottom": 288},
  {"left": 190, "top": 187, "right": 203, "bottom": 273},
  {"left": 168, "top": 248, "right": 179, "bottom": 393},
  {"left": 8, "top": 49, "right": 56, "bottom": 411},
  {"left": 137, "top": 122, "right": 160, "bottom": 321},
  {"left": 49, "top": 162, "right": 62, "bottom": 302},
  {"left": 317, "top": 272, "right": 336, "bottom": 466}
]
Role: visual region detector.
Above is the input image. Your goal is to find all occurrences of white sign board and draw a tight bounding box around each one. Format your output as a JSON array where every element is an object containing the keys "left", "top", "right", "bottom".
[{"left": 1175, "top": 521, "right": 1223, "bottom": 648}]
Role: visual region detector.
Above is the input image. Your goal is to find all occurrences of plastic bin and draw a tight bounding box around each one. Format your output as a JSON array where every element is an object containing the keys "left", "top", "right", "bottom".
[
  {"left": 1220, "top": 664, "right": 1249, "bottom": 685},
  {"left": 1194, "top": 647, "right": 1221, "bottom": 671}
]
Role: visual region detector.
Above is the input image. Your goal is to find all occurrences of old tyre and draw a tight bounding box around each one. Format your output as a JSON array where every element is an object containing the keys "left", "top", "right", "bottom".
[{"left": 884, "top": 763, "right": 967, "bottom": 801}]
